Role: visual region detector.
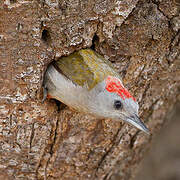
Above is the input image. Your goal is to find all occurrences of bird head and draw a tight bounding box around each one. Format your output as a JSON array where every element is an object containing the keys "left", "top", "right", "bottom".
[{"left": 89, "top": 76, "right": 149, "bottom": 134}]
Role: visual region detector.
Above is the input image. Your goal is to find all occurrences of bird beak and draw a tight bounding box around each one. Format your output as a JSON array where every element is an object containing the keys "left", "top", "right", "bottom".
[{"left": 126, "top": 115, "right": 150, "bottom": 135}]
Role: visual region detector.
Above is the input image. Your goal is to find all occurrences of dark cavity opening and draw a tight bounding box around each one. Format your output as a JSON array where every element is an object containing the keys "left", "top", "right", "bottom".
[
  {"left": 91, "top": 34, "right": 99, "bottom": 50},
  {"left": 41, "top": 29, "right": 51, "bottom": 45},
  {"left": 54, "top": 99, "right": 66, "bottom": 112}
]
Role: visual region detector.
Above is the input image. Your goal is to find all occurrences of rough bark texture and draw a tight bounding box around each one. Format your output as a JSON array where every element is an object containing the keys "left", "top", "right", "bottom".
[
  {"left": 0, "top": 0, "right": 179, "bottom": 179},
  {"left": 135, "top": 102, "right": 180, "bottom": 180}
]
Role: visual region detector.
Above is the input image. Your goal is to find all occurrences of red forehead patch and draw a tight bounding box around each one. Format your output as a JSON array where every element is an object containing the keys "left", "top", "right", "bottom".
[{"left": 105, "top": 76, "right": 136, "bottom": 101}]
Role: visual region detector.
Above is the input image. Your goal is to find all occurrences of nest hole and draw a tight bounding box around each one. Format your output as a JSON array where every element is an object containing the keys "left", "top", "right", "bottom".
[
  {"left": 41, "top": 29, "right": 51, "bottom": 45},
  {"left": 91, "top": 34, "right": 99, "bottom": 50}
]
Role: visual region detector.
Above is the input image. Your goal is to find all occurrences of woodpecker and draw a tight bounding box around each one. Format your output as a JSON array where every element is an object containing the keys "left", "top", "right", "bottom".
[{"left": 43, "top": 49, "right": 149, "bottom": 134}]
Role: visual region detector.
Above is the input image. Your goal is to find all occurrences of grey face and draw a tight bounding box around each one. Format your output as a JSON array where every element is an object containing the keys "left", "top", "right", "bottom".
[
  {"left": 90, "top": 81, "right": 149, "bottom": 134},
  {"left": 95, "top": 90, "right": 138, "bottom": 119}
]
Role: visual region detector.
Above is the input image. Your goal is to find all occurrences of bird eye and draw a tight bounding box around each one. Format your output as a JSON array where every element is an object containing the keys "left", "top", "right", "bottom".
[{"left": 114, "top": 100, "right": 122, "bottom": 110}]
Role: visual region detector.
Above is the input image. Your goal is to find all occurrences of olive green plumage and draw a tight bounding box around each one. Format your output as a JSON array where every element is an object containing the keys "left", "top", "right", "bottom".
[{"left": 55, "top": 49, "right": 119, "bottom": 90}]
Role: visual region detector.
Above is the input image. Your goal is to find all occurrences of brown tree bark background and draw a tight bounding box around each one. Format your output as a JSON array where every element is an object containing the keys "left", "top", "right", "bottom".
[
  {"left": 135, "top": 102, "right": 180, "bottom": 180},
  {"left": 0, "top": 0, "right": 179, "bottom": 179}
]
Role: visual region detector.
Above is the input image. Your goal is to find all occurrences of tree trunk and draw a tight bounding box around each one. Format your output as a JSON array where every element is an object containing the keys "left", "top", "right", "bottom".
[{"left": 0, "top": 0, "right": 179, "bottom": 179}]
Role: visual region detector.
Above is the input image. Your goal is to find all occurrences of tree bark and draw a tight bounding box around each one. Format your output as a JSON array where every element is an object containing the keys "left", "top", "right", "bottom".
[{"left": 0, "top": 0, "right": 179, "bottom": 179}]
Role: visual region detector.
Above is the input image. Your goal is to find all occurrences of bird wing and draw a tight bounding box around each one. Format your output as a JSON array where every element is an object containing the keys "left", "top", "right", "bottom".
[{"left": 54, "top": 49, "right": 119, "bottom": 90}]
